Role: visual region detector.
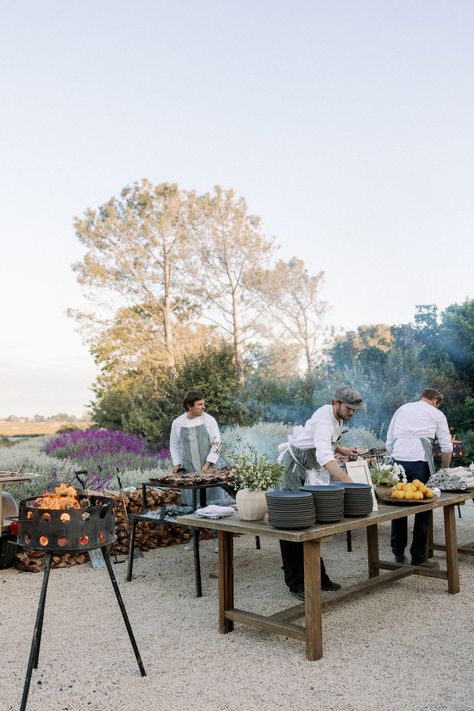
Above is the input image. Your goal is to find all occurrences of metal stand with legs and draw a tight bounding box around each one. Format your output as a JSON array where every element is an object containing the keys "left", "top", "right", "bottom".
[{"left": 20, "top": 547, "right": 145, "bottom": 711}]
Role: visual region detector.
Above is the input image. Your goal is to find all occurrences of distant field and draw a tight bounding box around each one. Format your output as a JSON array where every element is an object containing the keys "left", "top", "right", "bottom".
[{"left": 0, "top": 421, "right": 92, "bottom": 436}]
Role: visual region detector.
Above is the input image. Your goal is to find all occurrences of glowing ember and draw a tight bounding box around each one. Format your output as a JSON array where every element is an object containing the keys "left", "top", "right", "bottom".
[
  {"left": 39, "top": 536, "right": 49, "bottom": 546},
  {"left": 60, "top": 513, "right": 71, "bottom": 523},
  {"left": 79, "top": 536, "right": 89, "bottom": 545}
]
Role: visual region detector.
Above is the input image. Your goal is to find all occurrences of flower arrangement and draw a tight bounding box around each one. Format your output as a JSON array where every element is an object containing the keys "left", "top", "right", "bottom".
[
  {"left": 218, "top": 438, "right": 284, "bottom": 492},
  {"left": 370, "top": 462, "right": 407, "bottom": 487}
]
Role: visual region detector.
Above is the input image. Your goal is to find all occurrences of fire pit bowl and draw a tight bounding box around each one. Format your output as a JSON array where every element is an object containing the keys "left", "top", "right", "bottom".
[{"left": 18, "top": 494, "right": 116, "bottom": 552}]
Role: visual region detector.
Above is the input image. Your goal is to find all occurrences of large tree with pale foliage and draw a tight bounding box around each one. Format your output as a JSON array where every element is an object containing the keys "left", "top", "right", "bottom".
[
  {"left": 194, "top": 186, "right": 275, "bottom": 377},
  {"left": 72, "top": 180, "right": 202, "bottom": 370},
  {"left": 253, "top": 257, "right": 328, "bottom": 374}
]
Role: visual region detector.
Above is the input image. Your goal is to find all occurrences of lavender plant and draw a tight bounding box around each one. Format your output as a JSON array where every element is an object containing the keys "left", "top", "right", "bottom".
[{"left": 42, "top": 429, "right": 171, "bottom": 489}]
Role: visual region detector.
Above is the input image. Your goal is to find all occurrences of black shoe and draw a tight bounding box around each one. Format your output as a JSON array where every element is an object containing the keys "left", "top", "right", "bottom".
[
  {"left": 410, "top": 559, "right": 439, "bottom": 569},
  {"left": 290, "top": 588, "right": 305, "bottom": 601},
  {"left": 394, "top": 554, "right": 407, "bottom": 564},
  {"left": 321, "top": 578, "right": 342, "bottom": 592}
]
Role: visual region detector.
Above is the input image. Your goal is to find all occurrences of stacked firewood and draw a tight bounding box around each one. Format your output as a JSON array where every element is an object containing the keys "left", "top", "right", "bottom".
[
  {"left": 113, "top": 486, "right": 213, "bottom": 553},
  {"left": 16, "top": 550, "right": 89, "bottom": 573}
]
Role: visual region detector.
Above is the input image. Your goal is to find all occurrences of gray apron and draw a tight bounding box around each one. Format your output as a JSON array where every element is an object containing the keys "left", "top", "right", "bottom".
[
  {"left": 420, "top": 437, "right": 436, "bottom": 479},
  {"left": 180, "top": 423, "right": 223, "bottom": 506},
  {"left": 281, "top": 445, "right": 319, "bottom": 492}
]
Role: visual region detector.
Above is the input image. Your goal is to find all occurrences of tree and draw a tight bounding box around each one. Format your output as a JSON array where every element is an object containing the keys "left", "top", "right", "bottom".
[
  {"left": 194, "top": 186, "right": 275, "bottom": 377},
  {"left": 72, "top": 180, "right": 201, "bottom": 369},
  {"left": 254, "top": 258, "right": 328, "bottom": 374},
  {"left": 440, "top": 299, "right": 474, "bottom": 388},
  {"left": 119, "top": 341, "right": 251, "bottom": 445}
]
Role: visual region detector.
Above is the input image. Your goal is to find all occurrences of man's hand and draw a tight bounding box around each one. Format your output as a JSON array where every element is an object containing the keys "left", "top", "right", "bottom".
[
  {"left": 202, "top": 462, "right": 214, "bottom": 473},
  {"left": 172, "top": 464, "right": 182, "bottom": 474},
  {"left": 337, "top": 445, "right": 359, "bottom": 458},
  {"left": 324, "top": 460, "right": 353, "bottom": 483}
]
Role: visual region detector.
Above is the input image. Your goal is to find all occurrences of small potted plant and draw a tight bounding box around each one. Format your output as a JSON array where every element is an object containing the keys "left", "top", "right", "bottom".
[
  {"left": 219, "top": 439, "right": 284, "bottom": 520},
  {"left": 370, "top": 463, "right": 407, "bottom": 500}
]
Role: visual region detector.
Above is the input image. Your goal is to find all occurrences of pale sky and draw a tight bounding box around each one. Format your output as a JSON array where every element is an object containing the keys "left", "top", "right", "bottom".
[{"left": 1, "top": 1, "right": 473, "bottom": 417}]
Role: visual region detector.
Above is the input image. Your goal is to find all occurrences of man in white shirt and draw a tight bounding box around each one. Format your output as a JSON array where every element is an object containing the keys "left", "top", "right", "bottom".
[
  {"left": 386, "top": 388, "right": 453, "bottom": 568},
  {"left": 279, "top": 385, "right": 363, "bottom": 599},
  {"left": 170, "top": 390, "right": 220, "bottom": 475}
]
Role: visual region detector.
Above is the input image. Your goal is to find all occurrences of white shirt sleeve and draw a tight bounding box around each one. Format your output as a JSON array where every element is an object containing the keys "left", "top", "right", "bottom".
[
  {"left": 312, "top": 410, "right": 338, "bottom": 468},
  {"left": 436, "top": 413, "right": 454, "bottom": 454},
  {"left": 169, "top": 417, "right": 183, "bottom": 465},
  {"left": 386, "top": 412, "right": 396, "bottom": 454},
  {"left": 204, "top": 414, "right": 220, "bottom": 464}
]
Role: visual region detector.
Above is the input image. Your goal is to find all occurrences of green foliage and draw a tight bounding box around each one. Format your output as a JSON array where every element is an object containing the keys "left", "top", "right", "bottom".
[
  {"left": 91, "top": 389, "right": 132, "bottom": 431},
  {"left": 221, "top": 422, "right": 291, "bottom": 462},
  {"left": 219, "top": 438, "right": 284, "bottom": 492},
  {"left": 0, "top": 436, "right": 16, "bottom": 448},
  {"left": 370, "top": 463, "right": 407, "bottom": 487},
  {"left": 93, "top": 341, "right": 252, "bottom": 446},
  {"left": 457, "top": 429, "right": 474, "bottom": 465},
  {"left": 339, "top": 427, "right": 385, "bottom": 450}
]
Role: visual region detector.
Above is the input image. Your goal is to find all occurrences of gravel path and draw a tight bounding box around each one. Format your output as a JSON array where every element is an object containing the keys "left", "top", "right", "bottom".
[{"left": 2, "top": 503, "right": 474, "bottom": 711}]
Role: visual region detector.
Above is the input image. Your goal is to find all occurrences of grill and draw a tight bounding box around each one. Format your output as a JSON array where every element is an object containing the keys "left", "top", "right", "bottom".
[
  {"left": 433, "top": 441, "right": 467, "bottom": 458},
  {"left": 18, "top": 493, "right": 115, "bottom": 551},
  {"left": 18, "top": 487, "right": 146, "bottom": 711}
]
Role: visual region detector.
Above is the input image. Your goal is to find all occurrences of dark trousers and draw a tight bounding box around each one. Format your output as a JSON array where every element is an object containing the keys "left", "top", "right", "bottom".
[
  {"left": 279, "top": 540, "right": 328, "bottom": 592},
  {"left": 390, "top": 460, "right": 430, "bottom": 564}
]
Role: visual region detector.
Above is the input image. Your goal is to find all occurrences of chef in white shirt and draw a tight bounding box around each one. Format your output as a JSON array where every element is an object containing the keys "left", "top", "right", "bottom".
[
  {"left": 170, "top": 390, "right": 220, "bottom": 475},
  {"left": 386, "top": 387, "right": 453, "bottom": 568},
  {"left": 279, "top": 385, "right": 364, "bottom": 600},
  {"left": 170, "top": 390, "right": 221, "bottom": 514}
]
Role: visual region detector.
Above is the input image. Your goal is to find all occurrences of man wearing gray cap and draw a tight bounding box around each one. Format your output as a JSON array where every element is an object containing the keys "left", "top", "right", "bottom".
[{"left": 279, "top": 385, "right": 364, "bottom": 599}]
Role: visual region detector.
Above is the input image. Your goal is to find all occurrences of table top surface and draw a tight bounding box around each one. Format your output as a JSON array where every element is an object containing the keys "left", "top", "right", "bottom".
[
  {"left": 177, "top": 491, "right": 473, "bottom": 542},
  {"left": 145, "top": 480, "right": 231, "bottom": 490},
  {"left": 0, "top": 473, "right": 39, "bottom": 484}
]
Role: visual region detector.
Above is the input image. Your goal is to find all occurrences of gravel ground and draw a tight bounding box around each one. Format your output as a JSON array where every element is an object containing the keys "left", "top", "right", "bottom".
[{"left": 1, "top": 502, "right": 474, "bottom": 711}]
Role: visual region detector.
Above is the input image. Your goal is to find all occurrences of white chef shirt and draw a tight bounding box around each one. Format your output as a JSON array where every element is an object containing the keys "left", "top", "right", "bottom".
[
  {"left": 169, "top": 412, "right": 220, "bottom": 466},
  {"left": 386, "top": 400, "right": 453, "bottom": 462},
  {"left": 291, "top": 404, "right": 343, "bottom": 468}
]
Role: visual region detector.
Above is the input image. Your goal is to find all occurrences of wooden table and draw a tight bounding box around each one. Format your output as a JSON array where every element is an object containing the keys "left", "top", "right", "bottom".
[
  {"left": 429, "top": 492, "right": 474, "bottom": 558},
  {"left": 178, "top": 491, "right": 472, "bottom": 660}
]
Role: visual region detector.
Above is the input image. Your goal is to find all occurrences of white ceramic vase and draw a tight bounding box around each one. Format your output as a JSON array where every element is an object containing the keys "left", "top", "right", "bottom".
[{"left": 235, "top": 488, "right": 267, "bottom": 521}]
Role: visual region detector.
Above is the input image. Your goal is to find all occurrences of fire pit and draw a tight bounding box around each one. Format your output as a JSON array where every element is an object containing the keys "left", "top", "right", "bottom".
[
  {"left": 18, "top": 492, "right": 115, "bottom": 551},
  {"left": 18, "top": 484, "right": 146, "bottom": 711}
]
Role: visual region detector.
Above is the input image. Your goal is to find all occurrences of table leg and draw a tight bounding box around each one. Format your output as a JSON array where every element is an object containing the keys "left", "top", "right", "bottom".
[
  {"left": 192, "top": 528, "right": 202, "bottom": 598},
  {"left": 366, "top": 524, "right": 380, "bottom": 578},
  {"left": 303, "top": 539, "right": 322, "bottom": 661},
  {"left": 427, "top": 510, "right": 434, "bottom": 559},
  {"left": 218, "top": 530, "right": 234, "bottom": 633},
  {"left": 443, "top": 504, "right": 460, "bottom": 594},
  {"left": 126, "top": 518, "right": 138, "bottom": 582}
]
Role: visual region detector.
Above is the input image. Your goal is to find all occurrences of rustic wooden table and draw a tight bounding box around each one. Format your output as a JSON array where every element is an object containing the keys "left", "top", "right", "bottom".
[
  {"left": 429, "top": 492, "right": 474, "bottom": 558},
  {"left": 178, "top": 491, "right": 473, "bottom": 660}
]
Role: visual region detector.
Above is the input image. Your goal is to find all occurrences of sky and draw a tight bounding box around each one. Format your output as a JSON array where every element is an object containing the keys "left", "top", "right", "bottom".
[{"left": 1, "top": 1, "right": 473, "bottom": 417}]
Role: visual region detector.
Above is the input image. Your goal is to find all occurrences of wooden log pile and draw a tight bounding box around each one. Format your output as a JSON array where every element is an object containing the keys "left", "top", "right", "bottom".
[
  {"left": 113, "top": 487, "right": 213, "bottom": 554},
  {"left": 15, "top": 549, "right": 89, "bottom": 573}
]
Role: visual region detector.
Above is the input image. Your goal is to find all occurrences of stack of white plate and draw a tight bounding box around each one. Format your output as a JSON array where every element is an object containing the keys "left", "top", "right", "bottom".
[
  {"left": 265, "top": 491, "right": 316, "bottom": 529},
  {"left": 300, "top": 484, "right": 345, "bottom": 522},
  {"left": 343, "top": 483, "right": 373, "bottom": 517}
]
